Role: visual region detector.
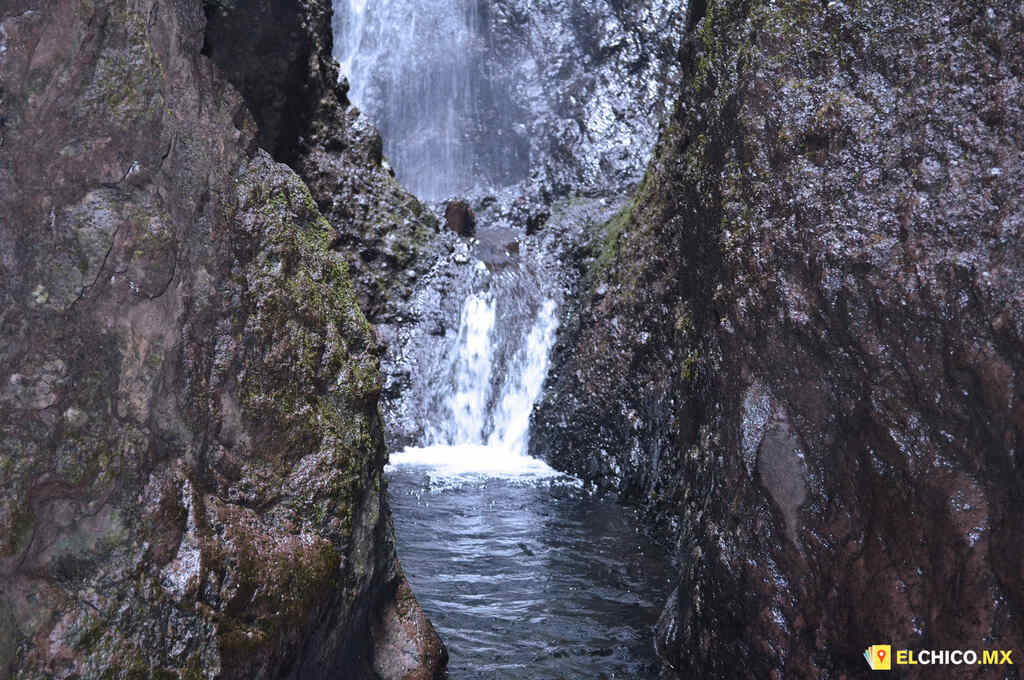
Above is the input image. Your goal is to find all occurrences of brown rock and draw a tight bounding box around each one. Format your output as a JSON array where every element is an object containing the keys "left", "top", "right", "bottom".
[
  {"left": 0, "top": 1, "right": 446, "bottom": 678},
  {"left": 445, "top": 200, "right": 477, "bottom": 237},
  {"left": 373, "top": 571, "right": 449, "bottom": 680}
]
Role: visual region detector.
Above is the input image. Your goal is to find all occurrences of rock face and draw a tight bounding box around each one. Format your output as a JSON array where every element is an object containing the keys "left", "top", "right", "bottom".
[
  {"left": 473, "top": 0, "right": 687, "bottom": 197},
  {"left": 532, "top": 0, "right": 1023, "bottom": 677},
  {"left": 203, "top": 0, "right": 444, "bottom": 330},
  {"left": 0, "top": 1, "right": 443, "bottom": 678}
]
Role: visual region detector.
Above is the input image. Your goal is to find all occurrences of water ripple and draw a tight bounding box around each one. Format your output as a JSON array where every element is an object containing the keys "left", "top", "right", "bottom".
[{"left": 389, "top": 467, "right": 672, "bottom": 679}]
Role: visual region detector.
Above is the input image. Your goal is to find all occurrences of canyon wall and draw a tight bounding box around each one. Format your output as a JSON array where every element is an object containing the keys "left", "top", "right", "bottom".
[
  {"left": 0, "top": 1, "right": 443, "bottom": 677},
  {"left": 532, "top": 0, "right": 1023, "bottom": 676}
]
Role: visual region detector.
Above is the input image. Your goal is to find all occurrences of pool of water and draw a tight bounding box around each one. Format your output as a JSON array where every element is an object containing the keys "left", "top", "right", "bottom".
[{"left": 387, "top": 449, "right": 673, "bottom": 679}]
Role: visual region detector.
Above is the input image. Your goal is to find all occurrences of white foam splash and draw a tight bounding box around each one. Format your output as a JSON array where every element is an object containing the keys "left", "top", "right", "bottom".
[{"left": 387, "top": 444, "right": 562, "bottom": 479}]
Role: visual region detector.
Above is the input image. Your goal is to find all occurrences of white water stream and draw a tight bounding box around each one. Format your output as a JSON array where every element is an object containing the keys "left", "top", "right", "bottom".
[
  {"left": 333, "top": 0, "right": 488, "bottom": 199},
  {"left": 389, "top": 289, "right": 564, "bottom": 482}
]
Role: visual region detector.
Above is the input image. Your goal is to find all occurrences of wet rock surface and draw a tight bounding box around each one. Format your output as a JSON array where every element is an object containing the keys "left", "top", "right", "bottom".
[
  {"left": 532, "top": 0, "right": 1024, "bottom": 677},
  {"left": 204, "top": 0, "right": 445, "bottom": 331},
  {"left": 0, "top": 0, "right": 443, "bottom": 677},
  {"left": 476, "top": 0, "right": 687, "bottom": 198}
]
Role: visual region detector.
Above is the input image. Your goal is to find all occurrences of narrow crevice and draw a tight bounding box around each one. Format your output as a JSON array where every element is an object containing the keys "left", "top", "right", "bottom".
[{"left": 687, "top": 0, "right": 708, "bottom": 31}]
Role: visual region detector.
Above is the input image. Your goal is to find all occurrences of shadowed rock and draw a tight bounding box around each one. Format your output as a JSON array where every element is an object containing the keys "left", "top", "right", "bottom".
[{"left": 445, "top": 200, "right": 477, "bottom": 237}]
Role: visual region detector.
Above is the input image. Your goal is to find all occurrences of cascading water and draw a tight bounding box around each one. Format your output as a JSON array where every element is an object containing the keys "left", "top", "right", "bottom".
[
  {"left": 437, "top": 291, "right": 498, "bottom": 447},
  {"left": 485, "top": 297, "right": 557, "bottom": 453},
  {"left": 391, "top": 267, "right": 563, "bottom": 478},
  {"left": 333, "top": 0, "right": 685, "bottom": 675},
  {"left": 377, "top": 235, "right": 675, "bottom": 679},
  {"left": 333, "top": 0, "right": 527, "bottom": 199}
]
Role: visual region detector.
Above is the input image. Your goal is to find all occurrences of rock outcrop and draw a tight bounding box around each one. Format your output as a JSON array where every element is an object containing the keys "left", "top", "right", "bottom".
[
  {"left": 443, "top": 201, "right": 476, "bottom": 238},
  {"left": 0, "top": 0, "right": 443, "bottom": 677},
  {"left": 203, "top": 0, "right": 444, "bottom": 330},
  {"left": 532, "top": 0, "right": 1023, "bottom": 677}
]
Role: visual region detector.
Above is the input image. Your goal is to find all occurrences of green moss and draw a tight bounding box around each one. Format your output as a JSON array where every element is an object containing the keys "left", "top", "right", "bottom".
[
  {"left": 674, "top": 307, "right": 694, "bottom": 335},
  {"left": 231, "top": 159, "right": 381, "bottom": 504},
  {"left": 5, "top": 508, "right": 35, "bottom": 556},
  {"left": 681, "top": 349, "right": 702, "bottom": 382},
  {"left": 588, "top": 170, "right": 655, "bottom": 292},
  {"left": 312, "top": 502, "right": 328, "bottom": 525},
  {"left": 91, "top": 7, "right": 168, "bottom": 124},
  {"left": 216, "top": 524, "right": 343, "bottom": 667},
  {"left": 76, "top": 0, "right": 97, "bottom": 19},
  {"left": 595, "top": 203, "right": 632, "bottom": 277},
  {"left": 74, "top": 616, "right": 107, "bottom": 652},
  {"left": 692, "top": 0, "right": 720, "bottom": 89},
  {"left": 182, "top": 653, "right": 206, "bottom": 680},
  {"left": 220, "top": 625, "right": 270, "bottom": 663}
]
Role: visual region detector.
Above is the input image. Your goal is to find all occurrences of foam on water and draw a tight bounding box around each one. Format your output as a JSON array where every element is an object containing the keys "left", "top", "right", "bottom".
[{"left": 387, "top": 443, "right": 565, "bottom": 481}]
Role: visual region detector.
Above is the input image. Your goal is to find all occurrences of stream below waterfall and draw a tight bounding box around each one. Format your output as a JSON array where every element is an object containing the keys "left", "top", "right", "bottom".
[
  {"left": 334, "top": 0, "right": 684, "bottom": 674},
  {"left": 385, "top": 272, "right": 673, "bottom": 678},
  {"left": 387, "top": 468, "right": 672, "bottom": 679}
]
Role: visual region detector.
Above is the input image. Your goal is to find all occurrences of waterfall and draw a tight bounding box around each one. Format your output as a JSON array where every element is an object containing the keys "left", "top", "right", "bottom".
[
  {"left": 390, "top": 263, "right": 563, "bottom": 480},
  {"left": 333, "top": 0, "right": 508, "bottom": 200},
  {"left": 337, "top": 0, "right": 686, "bottom": 478},
  {"left": 438, "top": 290, "right": 497, "bottom": 445},
  {"left": 427, "top": 289, "right": 557, "bottom": 453}
]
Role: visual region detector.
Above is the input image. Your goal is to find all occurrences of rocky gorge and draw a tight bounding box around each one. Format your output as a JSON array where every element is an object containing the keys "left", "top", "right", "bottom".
[{"left": 0, "top": 0, "right": 1021, "bottom": 678}]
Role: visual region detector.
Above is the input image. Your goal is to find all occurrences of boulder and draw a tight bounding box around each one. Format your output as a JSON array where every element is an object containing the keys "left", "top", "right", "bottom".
[{"left": 444, "top": 200, "right": 477, "bottom": 237}]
